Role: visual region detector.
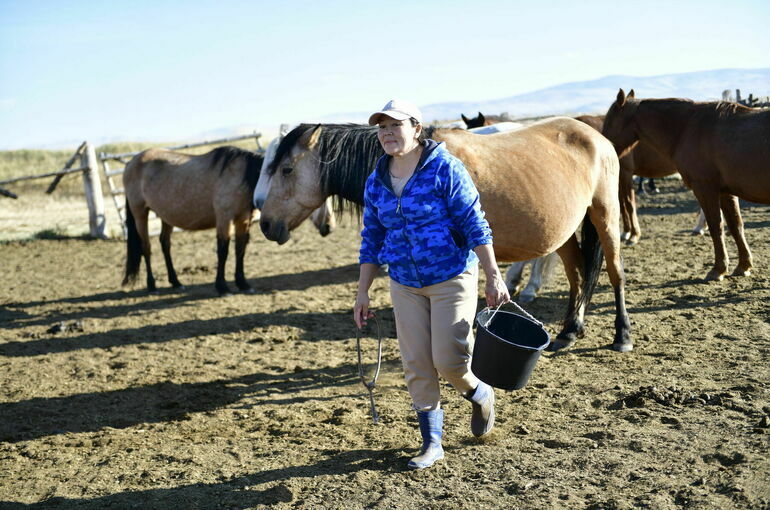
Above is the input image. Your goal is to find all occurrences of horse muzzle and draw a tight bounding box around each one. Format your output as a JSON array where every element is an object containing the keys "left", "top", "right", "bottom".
[{"left": 260, "top": 218, "right": 291, "bottom": 245}]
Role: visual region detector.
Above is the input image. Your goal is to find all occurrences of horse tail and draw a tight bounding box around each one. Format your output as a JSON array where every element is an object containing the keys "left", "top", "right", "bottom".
[
  {"left": 576, "top": 212, "right": 604, "bottom": 311},
  {"left": 122, "top": 198, "right": 142, "bottom": 286}
]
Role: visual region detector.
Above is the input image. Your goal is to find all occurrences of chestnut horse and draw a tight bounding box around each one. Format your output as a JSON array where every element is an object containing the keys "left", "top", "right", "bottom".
[
  {"left": 254, "top": 119, "right": 633, "bottom": 351},
  {"left": 123, "top": 146, "right": 334, "bottom": 295},
  {"left": 603, "top": 89, "right": 770, "bottom": 280},
  {"left": 577, "top": 114, "right": 680, "bottom": 245}
]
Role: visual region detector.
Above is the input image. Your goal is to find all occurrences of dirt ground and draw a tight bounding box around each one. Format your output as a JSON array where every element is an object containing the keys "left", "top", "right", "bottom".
[{"left": 1, "top": 180, "right": 768, "bottom": 509}]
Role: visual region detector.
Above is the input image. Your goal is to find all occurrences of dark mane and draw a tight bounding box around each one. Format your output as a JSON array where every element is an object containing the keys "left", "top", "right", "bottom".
[
  {"left": 209, "top": 146, "right": 264, "bottom": 193},
  {"left": 644, "top": 98, "right": 755, "bottom": 119},
  {"left": 273, "top": 123, "right": 383, "bottom": 216}
]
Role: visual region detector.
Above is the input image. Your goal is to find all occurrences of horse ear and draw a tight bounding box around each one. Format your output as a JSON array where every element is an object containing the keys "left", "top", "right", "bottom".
[
  {"left": 478, "top": 112, "right": 485, "bottom": 122},
  {"left": 300, "top": 124, "right": 322, "bottom": 149},
  {"left": 628, "top": 89, "right": 635, "bottom": 99},
  {"left": 616, "top": 88, "right": 626, "bottom": 106},
  {"left": 461, "top": 113, "right": 469, "bottom": 123}
]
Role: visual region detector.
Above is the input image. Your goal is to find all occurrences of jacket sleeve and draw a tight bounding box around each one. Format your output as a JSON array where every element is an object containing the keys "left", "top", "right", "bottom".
[
  {"left": 443, "top": 157, "right": 493, "bottom": 248},
  {"left": 358, "top": 177, "right": 386, "bottom": 265}
]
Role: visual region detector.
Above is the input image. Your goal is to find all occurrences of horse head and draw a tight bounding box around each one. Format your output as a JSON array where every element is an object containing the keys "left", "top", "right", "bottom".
[
  {"left": 462, "top": 112, "right": 487, "bottom": 129},
  {"left": 310, "top": 196, "right": 336, "bottom": 237},
  {"left": 258, "top": 124, "right": 328, "bottom": 244},
  {"left": 602, "top": 88, "right": 640, "bottom": 157}
]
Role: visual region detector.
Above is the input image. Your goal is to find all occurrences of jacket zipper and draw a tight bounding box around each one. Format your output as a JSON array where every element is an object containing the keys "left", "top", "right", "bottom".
[
  {"left": 396, "top": 177, "right": 424, "bottom": 287},
  {"left": 377, "top": 148, "right": 435, "bottom": 287}
]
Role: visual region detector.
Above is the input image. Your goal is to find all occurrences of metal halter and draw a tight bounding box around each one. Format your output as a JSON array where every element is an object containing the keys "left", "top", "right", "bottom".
[{"left": 356, "top": 313, "right": 383, "bottom": 424}]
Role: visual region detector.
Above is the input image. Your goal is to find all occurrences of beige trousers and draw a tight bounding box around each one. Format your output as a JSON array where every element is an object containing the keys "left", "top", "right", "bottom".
[{"left": 389, "top": 266, "right": 480, "bottom": 411}]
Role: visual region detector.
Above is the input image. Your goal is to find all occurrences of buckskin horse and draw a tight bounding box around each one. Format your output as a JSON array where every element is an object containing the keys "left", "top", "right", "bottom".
[
  {"left": 254, "top": 119, "right": 633, "bottom": 352},
  {"left": 603, "top": 89, "right": 770, "bottom": 281},
  {"left": 122, "top": 146, "right": 334, "bottom": 295}
]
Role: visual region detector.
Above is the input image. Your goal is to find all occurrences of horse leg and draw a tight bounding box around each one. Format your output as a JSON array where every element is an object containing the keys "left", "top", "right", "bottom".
[
  {"left": 692, "top": 188, "right": 729, "bottom": 281},
  {"left": 548, "top": 235, "right": 585, "bottom": 350},
  {"left": 132, "top": 207, "right": 157, "bottom": 292},
  {"left": 159, "top": 221, "right": 183, "bottom": 289},
  {"left": 234, "top": 218, "right": 254, "bottom": 293},
  {"left": 619, "top": 166, "right": 640, "bottom": 244},
  {"left": 504, "top": 261, "right": 526, "bottom": 295},
  {"left": 647, "top": 178, "right": 659, "bottom": 194},
  {"left": 520, "top": 253, "right": 558, "bottom": 303},
  {"left": 692, "top": 208, "right": 707, "bottom": 235},
  {"left": 720, "top": 194, "right": 752, "bottom": 276},
  {"left": 215, "top": 221, "right": 232, "bottom": 295},
  {"left": 587, "top": 203, "right": 632, "bottom": 352}
]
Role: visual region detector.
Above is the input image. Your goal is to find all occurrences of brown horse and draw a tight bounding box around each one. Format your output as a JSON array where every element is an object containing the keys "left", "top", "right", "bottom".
[
  {"left": 122, "top": 146, "right": 334, "bottom": 295},
  {"left": 254, "top": 120, "right": 633, "bottom": 351},
  {"left": 577, "top": 114, "right": 679, "bottom": 245},
  {"left": 603, "top": 89, "right": 770, "bottom": 280}
]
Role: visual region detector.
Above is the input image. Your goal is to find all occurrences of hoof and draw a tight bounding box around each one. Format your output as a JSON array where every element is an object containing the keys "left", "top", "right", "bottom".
[
  {"left": 547, "top": 336, "right": 577, "bottom": 352},
  {"left": 240, "top": 287, "right": 256, "bottom": 295},
  {"left": 704, "top": 270, "right": 725, "bottom": 282},
  {"left": 612, "top": 341, "right": 633, "bottom": 353},
  {"left": 691, "top": 229, "right": 705, "bottom": 236},
  {"left": 732, "top": 267, "right": 751, "bottom": 277},
  {"left": 625, "top": 238, "right": 638, "bottom": 247},
  {"left": 518, "top": 293, "right": 535, "bottom": 304},
  {"left": 620, "top": 232, "right": 630, "bottom": 242}
]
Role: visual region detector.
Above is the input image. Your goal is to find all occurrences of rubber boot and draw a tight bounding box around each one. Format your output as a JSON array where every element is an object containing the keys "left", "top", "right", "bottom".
[
  {"left": 408, "top": 409, "right": 444, "bottom": 470},
  {"left": 466, "top": 381, "right": 495, "bottom": 437}
]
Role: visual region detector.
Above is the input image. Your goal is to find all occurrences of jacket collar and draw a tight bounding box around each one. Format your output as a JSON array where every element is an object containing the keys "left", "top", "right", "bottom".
[{"left": 375, "top": 139, "right": 442, "bottom": 186}]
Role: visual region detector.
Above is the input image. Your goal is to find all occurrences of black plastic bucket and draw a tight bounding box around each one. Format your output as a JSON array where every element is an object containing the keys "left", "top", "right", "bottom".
[{"left": 472, "top": 307, "right": 551, "bottom": 390}]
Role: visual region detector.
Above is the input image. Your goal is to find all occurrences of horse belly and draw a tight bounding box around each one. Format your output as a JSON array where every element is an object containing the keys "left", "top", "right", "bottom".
[
  {"left": 142, "top": 176, "right": 218, "bottom": 230},
  {"left": 481, "top": 180, "right": 589, "bottom": 261}
]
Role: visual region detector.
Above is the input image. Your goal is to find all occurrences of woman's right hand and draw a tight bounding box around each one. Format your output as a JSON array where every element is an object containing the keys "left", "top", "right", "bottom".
[{"left": 354, "top": 291, "right": 374, "bottom": 329}]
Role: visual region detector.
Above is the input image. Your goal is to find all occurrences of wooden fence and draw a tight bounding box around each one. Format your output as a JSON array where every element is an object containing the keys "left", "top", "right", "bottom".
[
  {"left": 723, "top": 89, "right": 770, "bottom": 108},
  {"left": 0, "top": 141, "right": 107, "bottom": 238},
  {"left": 0, "top": 132, "right": 264, "bottom": 239}
]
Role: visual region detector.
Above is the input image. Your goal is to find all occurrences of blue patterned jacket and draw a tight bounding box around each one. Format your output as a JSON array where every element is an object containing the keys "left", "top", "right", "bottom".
[{"left": 359, "top": 140, "right": 493, "bottom": 288}]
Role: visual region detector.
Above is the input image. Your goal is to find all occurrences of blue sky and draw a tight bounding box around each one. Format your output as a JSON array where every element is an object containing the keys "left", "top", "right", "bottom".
[{"left": 1, "top": 0, "right": 769, "bottom": 149}]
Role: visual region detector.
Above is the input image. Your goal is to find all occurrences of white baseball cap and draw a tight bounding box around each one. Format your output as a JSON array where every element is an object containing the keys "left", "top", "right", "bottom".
[{"left": 368, "top": 99, "right": 423, "bottom": 126}]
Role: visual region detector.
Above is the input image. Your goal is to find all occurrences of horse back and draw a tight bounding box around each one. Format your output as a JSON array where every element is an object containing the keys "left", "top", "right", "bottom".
[
  {"left": 434, "top": 117, "right": 618, "bottom": 258},
  {"left": 124, "top": 148, "right": 255, "bottom": 230}
]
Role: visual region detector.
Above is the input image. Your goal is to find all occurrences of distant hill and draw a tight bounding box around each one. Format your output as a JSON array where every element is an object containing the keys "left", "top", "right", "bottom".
[{"left": 325, "top": 68, "right": 770, "bottom": 123}]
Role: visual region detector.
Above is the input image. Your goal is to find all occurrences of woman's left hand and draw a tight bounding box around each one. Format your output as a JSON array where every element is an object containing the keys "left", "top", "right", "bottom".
[{"left": 485, "top": 271, "right": 511, "bottom": 308}]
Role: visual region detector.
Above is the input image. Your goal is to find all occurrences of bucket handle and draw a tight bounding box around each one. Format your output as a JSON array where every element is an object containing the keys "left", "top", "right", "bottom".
[{"left": 482, "top": 300, "right": 544, "bottom": 329}]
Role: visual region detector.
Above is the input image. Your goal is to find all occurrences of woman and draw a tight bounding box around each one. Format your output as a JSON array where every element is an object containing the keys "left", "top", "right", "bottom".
[{"left": 353, "top": 99, "right": 510, "bottom": 470}]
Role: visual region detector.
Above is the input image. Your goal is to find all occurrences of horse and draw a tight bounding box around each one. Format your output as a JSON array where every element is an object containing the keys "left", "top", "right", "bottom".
[
  {"left": 461, "top": 112, "right": 509, "bottom": 129},
  {"left": 122, "top": 146, "right": 335, "bottom": 295},
  {"left": 466, "top": 119, "right": 551, "bottom": 301},
  {"left": 577, "top": 114, "right": 680, "bottom": 245},
  {"left": 255, "top": 132, "right": 337, "bottom": 237},
  {"left": 603, "top": 88, "right": 770, "bottom": 281},
  {"left": 254, "top": 120, "right": 633, "bottom": 352}
]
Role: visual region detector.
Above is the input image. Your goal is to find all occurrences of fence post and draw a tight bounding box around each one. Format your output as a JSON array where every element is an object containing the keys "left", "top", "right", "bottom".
[{"left": 81, "top": 142, "right": 107, "bottom": 238}]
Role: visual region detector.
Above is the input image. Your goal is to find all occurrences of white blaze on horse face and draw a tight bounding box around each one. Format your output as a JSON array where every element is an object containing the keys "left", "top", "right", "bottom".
[{"left": 253, "top": 137, "right": 281, "bottom": 209}]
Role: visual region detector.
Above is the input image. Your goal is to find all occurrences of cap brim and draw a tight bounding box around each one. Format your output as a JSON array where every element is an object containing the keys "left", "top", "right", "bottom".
[{"left": 368, "top": 110, "right": 411, "bottom": 126}]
